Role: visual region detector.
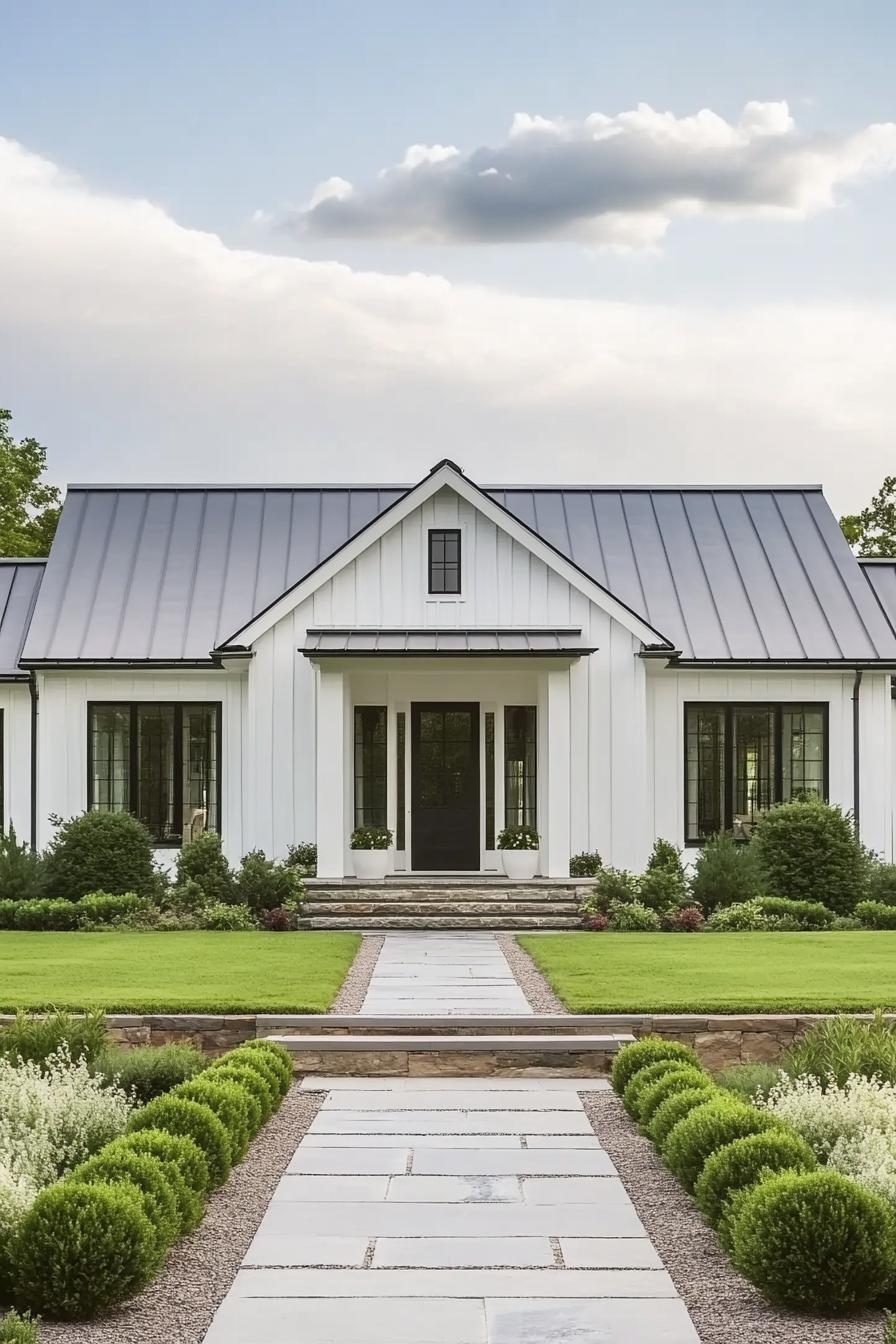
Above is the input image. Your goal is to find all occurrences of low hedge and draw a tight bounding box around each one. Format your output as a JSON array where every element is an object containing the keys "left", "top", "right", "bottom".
[
  {"left": 9, "top": 1038, "right": 294, "bottom": 1319},
  {"left": 610, "top": 1037, "right": 699, "bottom": 1095},
  {"left": 856, "top": 901, "right": 896, "bottom": 931},
  {"left": 622, "top": 1058, "right": 692, "bottom": 1119},
  {"left": 238, "top": 1038, "right": 294, "bottom": 1095},
  {"left": 611, "top": 1035, "right": 895, "bottom": 1318}
]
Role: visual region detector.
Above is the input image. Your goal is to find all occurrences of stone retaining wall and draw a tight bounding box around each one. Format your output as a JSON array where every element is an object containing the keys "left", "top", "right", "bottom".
[{"left": 1, "top": 1011, "right": 888, "bottom": 1066}]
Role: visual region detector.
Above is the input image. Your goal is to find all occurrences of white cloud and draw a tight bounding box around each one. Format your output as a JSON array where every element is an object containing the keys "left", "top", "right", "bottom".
[
  {"left": 291, "top": 100, "right": 896, "bottom": 249},
  {"left": 1, "top": 133, "right": 895, "bottom": 510}
]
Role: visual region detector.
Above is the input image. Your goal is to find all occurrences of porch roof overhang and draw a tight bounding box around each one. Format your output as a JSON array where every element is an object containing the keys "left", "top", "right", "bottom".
[{"left": 301, "top": 627, "right": 598, "bottom": 659}]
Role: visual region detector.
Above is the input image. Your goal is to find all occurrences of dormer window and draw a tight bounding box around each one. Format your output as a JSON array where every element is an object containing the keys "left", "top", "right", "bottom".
[{"left": 428, "top": 528, "right": 461, "bottom": 594}]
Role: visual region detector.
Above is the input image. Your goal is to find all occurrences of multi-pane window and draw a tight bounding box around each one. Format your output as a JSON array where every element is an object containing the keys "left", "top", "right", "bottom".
[
  {"left": 484, "top": 711, "right": 495, "bottom": 849},
  {"left": 88, "top": 703, "right": 220, "bottom": 845},
  {"left": 428, "top": 529, "right": 461, "bottom": 594},
  {"left": 685, "top": 702, "right": 828, "bottom": 843},
  {"left": 354, "top": 706, "right": 387, "bottom": 828},
  {"left": 504, "top": 706, "right": 537, "bottom": 829}
]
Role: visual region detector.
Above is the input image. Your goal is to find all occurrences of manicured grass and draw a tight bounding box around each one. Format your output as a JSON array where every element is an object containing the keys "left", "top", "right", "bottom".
[
  {"left": 517, "top": 931, "right": 896, "bottom": 1013},
  {"left": 0, "top": 931, "right": 361, "bottom": 1013}
]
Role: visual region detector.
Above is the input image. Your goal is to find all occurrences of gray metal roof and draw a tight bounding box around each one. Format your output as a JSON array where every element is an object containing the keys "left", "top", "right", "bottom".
[
  {"left": 0, "top": 560, "right": 45, "bottom": 678},
  {"left": 860, "top": 559, "right": 896, "bottom": 631},
  {"left": 21, "top": 477, "right": 896, "bottom": 665},
  {"left": 303, "top": 628, "right": 596, "bottom": 657}
]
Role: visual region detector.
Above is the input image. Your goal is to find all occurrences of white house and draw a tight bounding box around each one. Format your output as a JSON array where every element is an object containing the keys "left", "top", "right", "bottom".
[{"left": 3, "top": 459, "right": 896, "bottom": 879}]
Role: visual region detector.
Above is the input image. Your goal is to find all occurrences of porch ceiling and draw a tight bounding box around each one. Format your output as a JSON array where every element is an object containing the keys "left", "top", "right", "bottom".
[{"left": 301, "top": 628, "right": 598, "bottom": 657}]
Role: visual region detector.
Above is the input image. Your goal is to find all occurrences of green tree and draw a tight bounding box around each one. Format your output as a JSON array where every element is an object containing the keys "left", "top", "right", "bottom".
[
  {"left": 0, "top": 409, "right": 61, "bottom": 556},
  {"left": 840, "top": 476, "right": 896, "bottom": 557}
]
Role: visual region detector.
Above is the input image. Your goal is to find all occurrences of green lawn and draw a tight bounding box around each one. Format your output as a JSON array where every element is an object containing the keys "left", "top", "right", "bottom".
[
  {"left": 518, "top": 931, "right": 896, "bottom": 1013},
  {"left": 0, "top": 931, "right": 362, "bottom": 1013}
]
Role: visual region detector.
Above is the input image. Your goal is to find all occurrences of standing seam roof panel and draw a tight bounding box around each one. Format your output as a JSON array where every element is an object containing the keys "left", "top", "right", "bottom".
[{"left": 0, "top": 563, "right": 44, "bottom": 677}]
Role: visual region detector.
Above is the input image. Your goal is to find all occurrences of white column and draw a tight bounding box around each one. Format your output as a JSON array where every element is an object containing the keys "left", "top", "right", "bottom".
[
  {"left": 542, "top": 664, "right": 572, "bottom": 878},
  {"left": 315, "top": 666, "right": 346, "bottom": 879}
]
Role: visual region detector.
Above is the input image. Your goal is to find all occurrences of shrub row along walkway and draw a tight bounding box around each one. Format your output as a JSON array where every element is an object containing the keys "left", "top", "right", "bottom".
[{"left": 202, "top": 933, "right": 700, "bottom": 1343}]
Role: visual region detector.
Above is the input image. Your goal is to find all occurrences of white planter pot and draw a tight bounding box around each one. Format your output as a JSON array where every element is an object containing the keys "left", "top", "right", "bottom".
[
  {"left": 501, "top": 849, "right": 539, "bottom": 881},
  {"left": 352, "top": 848, "right": 391, "bottom": 881}
]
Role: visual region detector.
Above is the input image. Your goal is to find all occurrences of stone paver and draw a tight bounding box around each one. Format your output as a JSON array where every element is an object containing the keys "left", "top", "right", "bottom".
[{"left": 204, "top": 934, "right": 698, "bottom": 1344}]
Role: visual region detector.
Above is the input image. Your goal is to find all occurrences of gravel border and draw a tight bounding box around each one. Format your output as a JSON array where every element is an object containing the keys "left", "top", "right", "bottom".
[
  {"left": 38, "top": 1084, "right": 321, "bottom": 1344},
  {"left": 583, "top": 1088, "right": 885, "bottom": 1344},
  {"left": 330, "top": 934, "right": 384, "bottom": 1013},
  {"left": 497, "top": 932, "right": 566, "bottom": 1012}
]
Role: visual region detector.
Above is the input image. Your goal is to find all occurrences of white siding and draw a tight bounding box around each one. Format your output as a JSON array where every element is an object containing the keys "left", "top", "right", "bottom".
[
  {"left": 35, "top": 670, "right": 246, "bottom": 863},
  {"left": 0, "top": 685, "right": 32, "bottom": 841}
]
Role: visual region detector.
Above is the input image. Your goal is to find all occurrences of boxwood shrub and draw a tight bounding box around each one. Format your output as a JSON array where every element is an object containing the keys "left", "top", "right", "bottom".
[
  {"left": 693, "top": 1130, "right": 817, "bottom": 1228},
  {"left": 67, "top": 1149, "right": 180, "bottom": 1260},
  {"left": 103, "top": 1132, "right": 203, "bottom": 1234},
  {"left": 610, "top": 1038, "right": 699, "bottom": 1096},
  {"left": 731, "top": 1170, "right": 896, "bottom": 1312},
  {"left": 637, "top": 1066, "right": 713, "bottom": 1127},
  {"left": 751, "top": 799, "right": 867, "bottom": 916},
  {"left": 173, "top": 1077, "right": 251, "bottom": 1161},
  {"left": 662, "top": 1096, "right": 781, "bottom": 1191},
  {"left": 754, "top": 896, "right": 834, "bottom": 930},
  {"left": 622, "top": 1059, "right": 696, "bottom": 1120},
  {"left": 40, "top": 811, "right": 158, "bottom": 902},
  {"left": 208, "top": 1062, "right": 274, "bottom": 1124},
  {"left": 237, "top": 1039, "right": 294, "bottom": 1096},
  {"left": 647, "top": 1086, "right": 720, "bottom": 1148},
  {"left": 13, "top": 1181, "right": 157, "bottom": 1319},
  {"left": 221, "top": 1046, "right": 284, "bottom": 1107},
  {"left": 13, "top": 899, "right": 81, "bottom": 931},
  {"left": 856, "top": 900, "right": 896, "bottom": 930},
  {"left": 128, "top": 1095, "right": 231, "bottom": 1189}
]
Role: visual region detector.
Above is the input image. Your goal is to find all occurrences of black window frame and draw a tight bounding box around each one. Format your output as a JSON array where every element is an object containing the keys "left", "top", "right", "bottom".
[
  {"left": 504, "top": 705, "right": 538, "bottom": 830},
  {"left": 87, "top": 701, "right": 222, "bottom": 848},
  {"left": 428, "top": 528, "right": 462, "bottom": 595},
  {"left": 683, "top": 701, "right": 829, "bottom": 846},
  {"left": 353, "top": 705, "right": 388, "bottom": 829}
]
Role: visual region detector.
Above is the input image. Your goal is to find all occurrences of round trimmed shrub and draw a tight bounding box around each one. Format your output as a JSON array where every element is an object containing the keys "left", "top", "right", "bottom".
[
  {"left": 208, "top": 1062, "right": 274, "bottom": 1125},
  {"left": 67, "top": 1149, "right": 179, "bottom": 1257},
  {"left": 205, "top": 1070, "right": 263, "bottom": 1133},
  {"left": 647, "top": 1087, "right": 718, "bottom": 1148},
  {"left": 128, "top": 1096, "right": 230, "bottom": 1189},
  {"left": 751, "top": 799, "right": 867, "bottom": 916},
  {"left": 102, "top": 1132, "right": 205, "bottom": 1233},
  {"left": 622, "top": 1059, "right": 695, "bottom": 1120},
  {"left": 611, "top": 1038, "right": 699, "bottom": 1096},
  {"left": 224, "top": 1047, "right": 284, "bottom": 1106},
  {"left": 637, "top": 1066, "right": 713, "bottom": 1127},
  {"left": 662, "top": 1097, "right": 781, "bottom": 1191},
  {"left": 174, "top": 1078, "right": 251, "bottom": 1162},
  {"left": 40, "top": 810, "right": 157, "bottom": 902},
  {"left": 731, "top": 1170, "right": 896, "bottom": 1312},
  {"left": 13, "top": 1181, "right": 157, "bottom": 1319},
  {"left": 693, "top": 1130, "right": 817, "bottom": 1228},
  {"left": 237, "top": 1040, "right": 293, "bottom": 1096},
  {"left": 117, "top": 1127, "right": 209, "bottom": 1197}
]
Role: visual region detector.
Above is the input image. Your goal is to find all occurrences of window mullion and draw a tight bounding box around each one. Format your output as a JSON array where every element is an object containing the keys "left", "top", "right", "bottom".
[
  {"left": 724, "top": 705, "right": 734, "bottom": 832},
  {"left": 174, "top": 705, "right": 184, "bottom": 843},
  {"left": 130, "top": 704, "right": 138, "bottom": 825},
  {"left": 774, "top": 706, "right": 783, "bottom": 806}
]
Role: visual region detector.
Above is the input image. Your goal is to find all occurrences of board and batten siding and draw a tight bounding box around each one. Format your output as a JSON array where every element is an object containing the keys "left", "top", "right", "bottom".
[
  {"left": 0, "top": 685, "right": 33, "bottom": 840},
  {"left": 647, "top": 666, "right": 894, "bottom": 860},
  {"left": 34, "top": 670, "right": 246, "bottom": 863},
  {"left": 247, "top": 487, "right": 650, "bottom": 870}
]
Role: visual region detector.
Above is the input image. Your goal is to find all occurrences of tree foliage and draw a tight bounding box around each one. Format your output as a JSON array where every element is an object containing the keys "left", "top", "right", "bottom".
[
  {"left": 0, "top": 410, "right": 61, "bottom": 557},
  {"left": 840, "top": 475, "right": 896, "bottom": 557}
]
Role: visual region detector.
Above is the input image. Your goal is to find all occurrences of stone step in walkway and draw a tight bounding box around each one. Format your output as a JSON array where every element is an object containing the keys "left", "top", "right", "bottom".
[
  {"left": 202, "top": 1076, "right": 699, "bottom": 1344},
  {"left": 270, "top": 1033, "right": 630, "bottom": 1077},
  {"left": 359, "top": 933, "right": 532, "bottom": 1016},
  {"left": 301, "top": 914, "right": 583, "bottom": 929}
]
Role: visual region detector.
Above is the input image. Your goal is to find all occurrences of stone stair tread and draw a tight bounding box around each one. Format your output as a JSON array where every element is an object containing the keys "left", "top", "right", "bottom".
[
  {"left": 270, "top": 1033, "right": 633, "bottom": 1053},
  {"left": 257, "top": 1014, "right": 595, "bottom": 1029},
  {"left": 302, "top": 902, "right": 578, "bottom": 916},
  {"left": 298, "top": 916, "right": 583, "bottom": 929}
]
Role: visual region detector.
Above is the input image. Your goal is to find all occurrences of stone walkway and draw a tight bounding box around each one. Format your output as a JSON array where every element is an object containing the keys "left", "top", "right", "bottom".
[
  {"left": 202, "top": 935, "right": 700, "bottom": 1344},
  {"left": 360, "top": 932, "right": 531, "bottom": 1016}
]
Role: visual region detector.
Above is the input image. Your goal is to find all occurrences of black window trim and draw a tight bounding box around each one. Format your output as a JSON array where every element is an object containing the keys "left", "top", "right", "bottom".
[
  {"left": 87, "top": 700, "right": 223, "bottom": 848},
  {"left": 428, "top": 527, "right": 462, "bottom": 596},
  {"left": 683, "top": 700, "right": 829, "bottom": 847}
]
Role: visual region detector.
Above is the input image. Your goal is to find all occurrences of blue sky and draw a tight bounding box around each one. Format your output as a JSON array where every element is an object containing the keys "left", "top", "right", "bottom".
[{"left": 2, "top": 2, "right": 895, "bottom": 507}]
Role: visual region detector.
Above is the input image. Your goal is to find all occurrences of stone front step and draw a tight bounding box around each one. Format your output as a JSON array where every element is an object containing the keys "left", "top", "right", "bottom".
[
  {"left": 298, "top": 914, "right": 583, "bottom": 930},
  {"left": 257, "top": 1014, "right": 605, "bottom": 1037},
  {"left": 305, "top": 884, "right": 583, "bottom": 902},
  {"left": 268, "top": 1032, "right": 634, "bottom": 1077},
  {"left": 302, "top": 900, "right": 579, "bottom": 917}
]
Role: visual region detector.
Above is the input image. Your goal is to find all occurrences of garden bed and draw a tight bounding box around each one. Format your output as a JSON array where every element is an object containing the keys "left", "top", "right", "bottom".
[
  {"left": 0, "top": 932, "right": 361, "bottom": 1013},
  {"left": 517, "top": 931, "right": 896, "bottom": 1013}
]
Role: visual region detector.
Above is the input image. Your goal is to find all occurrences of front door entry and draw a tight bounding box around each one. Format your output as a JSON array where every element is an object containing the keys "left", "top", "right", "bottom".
[{"left": 411, "top": 703, "right": 480, "bottom": 870}]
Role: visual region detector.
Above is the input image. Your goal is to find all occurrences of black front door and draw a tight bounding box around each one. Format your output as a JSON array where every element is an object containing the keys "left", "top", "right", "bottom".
[{"left": 411, "top": 703, "right": 480, "bottom": 871}]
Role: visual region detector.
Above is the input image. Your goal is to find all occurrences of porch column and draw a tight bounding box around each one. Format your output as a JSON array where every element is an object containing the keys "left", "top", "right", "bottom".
[
  {"left": 541, "top": 664, "right": 572, "bottom": 878},
  {"left": 316, "top": 666, "right": 346, "bottom": 879}
]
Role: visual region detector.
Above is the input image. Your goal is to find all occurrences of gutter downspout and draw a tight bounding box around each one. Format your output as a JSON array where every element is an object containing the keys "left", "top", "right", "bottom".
[
  {"left": 852, "top": 668, "right": 863, "bottom": 841},
  {"left": 28, "top": 672, "right": 38, "bottom": 851}
]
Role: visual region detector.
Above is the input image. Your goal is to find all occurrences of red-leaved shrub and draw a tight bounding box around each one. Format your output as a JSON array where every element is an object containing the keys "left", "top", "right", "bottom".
[
  {"left": 259, "top": 906, "right": 293, "bottom": 932},
  {"left": 584, "top": 914, "right": 608, "bottom": 932},
  {"left": 662, "top": 905, "right": 705, "bottom": 933}
]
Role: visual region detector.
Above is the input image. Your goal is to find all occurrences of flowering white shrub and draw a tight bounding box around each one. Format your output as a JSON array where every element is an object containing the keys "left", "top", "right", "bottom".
[
  {"left": 829, "top": 1128, "right": 896, "bottom": 1208},
  {"left": 760, "top": 1072, "right": 896, "bottom": 1158},
  {"left": 0, "top": 1046, "right": 133, "bottom": 1242}
]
